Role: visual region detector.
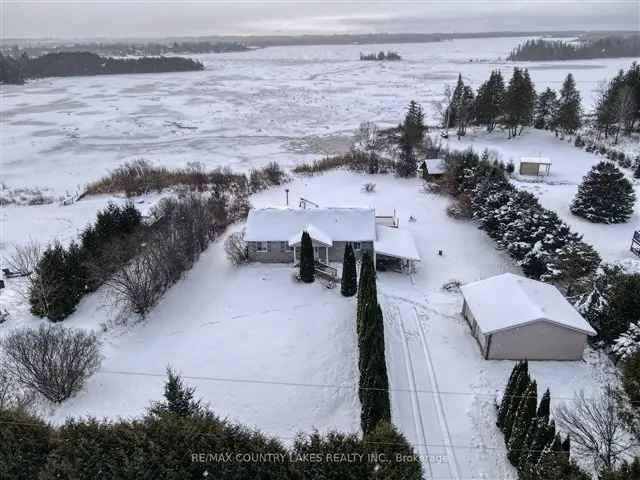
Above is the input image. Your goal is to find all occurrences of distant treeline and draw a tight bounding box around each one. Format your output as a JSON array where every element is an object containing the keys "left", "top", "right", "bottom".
[
  {"left": 1, "top": 40, "right": 248, "bottom": 58},
  {"left": 359, "top": 51, "right": 402, "bottom": 61},
  {"left": 0, "top": 51, "right": 204, "bottom": 84},
  {"left": 508, "top": 35, "right": 640, "bottom": 61}
]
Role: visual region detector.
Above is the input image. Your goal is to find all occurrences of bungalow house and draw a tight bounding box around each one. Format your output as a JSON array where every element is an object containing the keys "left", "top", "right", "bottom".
[
  {"left": 519, "top": 157, "right": 551, "bottom": 176},
  {"left": 460, "top": 273, "right": 596, "bottom": 360},
  {"left": 244, "top": 206, "right": 420, "bottom": 272}
]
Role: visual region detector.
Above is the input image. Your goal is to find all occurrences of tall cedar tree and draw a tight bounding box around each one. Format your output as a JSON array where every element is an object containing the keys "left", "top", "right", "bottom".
[
  {"left": 534, "top": 87, "right": 558, "bottom": 130},
  {"left": 497, "top": 361, "right": 524, "bottom": 429},
  {"left": 341, "top": 243, "right": 358, "bottom": 297},
  {"left": 359, "top": 302, "right": 391, "bottom": 434},
  {"left": 556, "top": 73, "right": 582, "bottom": 134},
  {"left": 397, "top": 129, "right": 418, "bottom": 177},
  {"left": 634, "top": 160, "right": 640, "bottom": 179},
  {"left": 475, "top": 69, "right": 505, "bottom": 132},
  {"left": 570, "top": 161, "right": 636, "bottom": 223},
  {"left": 507, "top": 381, "right": 537, "bottom": 466},
  {"left": 299, "top": 231, "right": 315, "bottom": 283},
  {"left": 504, "top": 361, "right": 530, "bottom": 442},
  {"left": 357, "top": 252, "right": 376, "bottom": 337}
]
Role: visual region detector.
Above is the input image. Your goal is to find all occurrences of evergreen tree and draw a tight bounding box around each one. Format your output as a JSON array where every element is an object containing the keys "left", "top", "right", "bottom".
[
  {"left": 634, "top": 160, "right": 640, "bottom": 179},
  {"left": 357, "top": 252, "right": 376, "bottom": 337},
  {"left": 507, "top": 381, "right": 538, "bottom": 466},
  {"left": 540, "top": 241, "right": 601, "bottom": 293},
  {"left": 396, "top": 129, "right": 417, "bottom": 177},
  {"left": 340, "top": 243, "right": 357, "bottom": 297},
  {"left": 596, "top": 273, "right": 640, "bottom": 345},
  {"left": 402, "top": 100, "right": 426, "bottom": 149},
  {"left": 299, "top": 231, "right": 315, "bottom": 283},
  {"left": 497, "top": 361, "right": 524, "bottom": 430},
  {"left": 448, "top": 74, "right": 466, "bottom": 127},
  {"left": 149, "top": 367, "right": 202, "bottom": 417},
  {"left": 29, "top": 241, "right": 80, "bottom": 321},
  {"left": 570, "top": 161, "right": 636, "bottom": 224},
  {"left": 475, "top": 70, "right": 505, "bottom": 132},
  {"left": 504, "top": 362, "right": 530, "bottom": 442},
  {"left": 557, "top": 73, "right": 582, "bottom": 134},
  {"left": 537, "top": 388, "right": 551, "bottom": 420},
  {"left": 503, "top": 67, "right": 535, "bottom": 138},
  {"left": 534, "top": 87, "right": 558, "bottom": 130}
]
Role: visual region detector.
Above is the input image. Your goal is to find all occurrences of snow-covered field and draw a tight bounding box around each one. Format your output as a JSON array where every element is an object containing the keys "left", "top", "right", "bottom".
[
  {"left": 1, "top": 36, "right": 638, "bottom": 479},
  {"left": 1, "top": 36, "right": 634, "bottom": 196}
]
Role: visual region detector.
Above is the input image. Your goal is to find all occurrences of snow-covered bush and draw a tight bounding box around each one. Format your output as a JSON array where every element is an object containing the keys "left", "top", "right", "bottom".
[
  {"left": 362, "top": 182, "right": 376, "bottom": 193},
  {"left": 1, "top": 324, "right": 101, "bottom": 403},
  {"left": 224, "top": 232, "right": 249, "bottom": 265},
  {"left": 613, "top": 322, "right": 640, "bottom": 360}
]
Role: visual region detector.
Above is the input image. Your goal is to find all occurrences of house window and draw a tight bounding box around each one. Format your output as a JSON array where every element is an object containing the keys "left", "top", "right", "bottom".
[
  {"left": 280, "top": 241, "right": 287, "bottom": 252},
  {"left": 256, "top": 241, "right": 267, "bottom": 252},
  {"left": 353, "top": 242, "right": 361, "bottom": 251}
]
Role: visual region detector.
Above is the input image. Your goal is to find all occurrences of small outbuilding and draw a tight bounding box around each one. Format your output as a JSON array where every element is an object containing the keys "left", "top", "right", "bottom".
[
  {"left": 519, "top": 157, "right": 551, "bottom": 176},
  {"left": 420, "top": 158, "right": 447, "bottom": 180},
  {"left": 460, "top": 273, "right": 596, "bottom": 360}
]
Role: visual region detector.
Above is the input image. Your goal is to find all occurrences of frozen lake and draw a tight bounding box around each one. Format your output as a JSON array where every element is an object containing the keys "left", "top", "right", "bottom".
[{"left": 1, "top": 36, "right": 634, "bottom": 194}]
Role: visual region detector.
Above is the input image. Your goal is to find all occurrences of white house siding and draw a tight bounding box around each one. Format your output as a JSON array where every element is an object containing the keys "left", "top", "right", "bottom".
[
  {"left": 487, "top": 322, "right": 588, "bottom": 361},
  {"left": 462, "top": 300, "right": 489, "bottom": 356}
]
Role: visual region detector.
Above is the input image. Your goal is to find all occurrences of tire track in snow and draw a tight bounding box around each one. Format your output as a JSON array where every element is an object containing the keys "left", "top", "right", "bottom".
[
  {"left": 387, "top": 298, "right": 434, "bottom": 479},
  {"left": 412, "top": 306, "right": 462, "bottom": 480}
]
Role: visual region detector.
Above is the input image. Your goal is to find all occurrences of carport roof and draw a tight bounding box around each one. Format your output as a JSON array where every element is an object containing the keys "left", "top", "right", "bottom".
[{"left": 460, "top": 273, "right": 596, "bottom": 336}]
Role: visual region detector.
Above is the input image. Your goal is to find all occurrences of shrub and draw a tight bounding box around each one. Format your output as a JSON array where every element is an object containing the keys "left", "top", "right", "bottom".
[
  {"left": 292, "top": 155, "right": 351, "bottom": 175},
  {"left": 362, "top": 182, "right": 376, "bottom": 193},
  {"left": 2, "top": 325, "right": 101, "bottom": 403},
  {"left": 0, "top": 407, "right": 52, "bottom": 480},
  {"left": 3, "top": 239, "right": 41, "bottom": 276},
  {"left": 224, "top": 231, "right": 248, "bottom": 265},
  {"left": 574, "top": 135, "right": 585, "bottom": 148}
]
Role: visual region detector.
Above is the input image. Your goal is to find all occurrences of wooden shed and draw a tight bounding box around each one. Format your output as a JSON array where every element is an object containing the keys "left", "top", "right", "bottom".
[{"left": 519, "top": 157, "right": 551, "bottom": 176}]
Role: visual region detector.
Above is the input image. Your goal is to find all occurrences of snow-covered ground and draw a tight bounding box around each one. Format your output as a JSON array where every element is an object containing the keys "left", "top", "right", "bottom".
[
  {"left": 0, "top": 170, "right": 618, "bottom": 478},
  {"left": 1, "top": 37, "right": 634, "bottom": 196},
  {"left": 447, "top": 128, "right": 640, "bottom": 269}
]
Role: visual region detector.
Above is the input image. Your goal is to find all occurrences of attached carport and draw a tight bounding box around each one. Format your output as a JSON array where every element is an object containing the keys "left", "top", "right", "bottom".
[{"left": 374, "top": 225, "right": 420, "bottom": 273}]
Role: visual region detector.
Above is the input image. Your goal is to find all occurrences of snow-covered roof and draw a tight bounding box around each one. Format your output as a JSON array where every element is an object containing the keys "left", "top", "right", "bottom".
[
  {"left": 520, "top": 157, "right": 551, "bottom": 165},
  {"left": 289, "top": 224, "right": 332, "bottom": 246},
  {"left": 245, "top": 207, "right": 376, "bottom": 242},
  {"left": 424, "top": 158, "right": 447, "bottom": 175},
  {"left": 374, "top": 225, "right": 421, "bottom": 261},
  {"left": 460, "top": 273, "right": 596, "bottom": 336}
]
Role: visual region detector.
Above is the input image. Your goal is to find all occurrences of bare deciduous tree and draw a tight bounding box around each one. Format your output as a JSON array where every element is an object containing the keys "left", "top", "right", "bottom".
[
  {"left": 4, "top": 239, "right": 41, "bottom": 276},
  {"left": 352, "top": 122, "right": 383, "bottom": 173},
  {"left": 555, "top": 385, "right": 637, "bottom": 472},
  {"left": 2, "top": 324, "right": 102, "bottom": 403},
  {"left": 0, "top": 365, "right": 36, "bottom": 410},
  {"left": 224, "top": 231, "right": 248, "bottom": 265}
]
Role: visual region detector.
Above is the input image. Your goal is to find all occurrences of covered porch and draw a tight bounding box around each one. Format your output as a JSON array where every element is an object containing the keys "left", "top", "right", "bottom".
[
  {"left": 373, "top": 225, "right": 420, "bottom": 274},
  {"left": 289, "top": 224, "right": 332, "bottom": 265}
]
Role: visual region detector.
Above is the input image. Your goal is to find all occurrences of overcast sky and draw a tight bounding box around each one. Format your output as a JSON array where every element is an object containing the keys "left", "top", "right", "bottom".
[{"left": 2, "top": 0, "right": 639, "bottom": 39}]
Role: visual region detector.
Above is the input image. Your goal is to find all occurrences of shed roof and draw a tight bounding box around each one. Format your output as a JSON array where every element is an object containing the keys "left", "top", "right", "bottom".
[
  {"left": 424, "top": 158, "right": 447, "bottom": 175},
  {"left": 374, "top": 225, "right": 421, "bottom": 261},
  {"left": 245, "top": 207, "right": 376, "bottom": 242},
  {"left": 520, "top": 157, "right": 552, "bottom": 165},
  {"left": 460, "top": 273, "right": 596, "bottom": 336}
]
